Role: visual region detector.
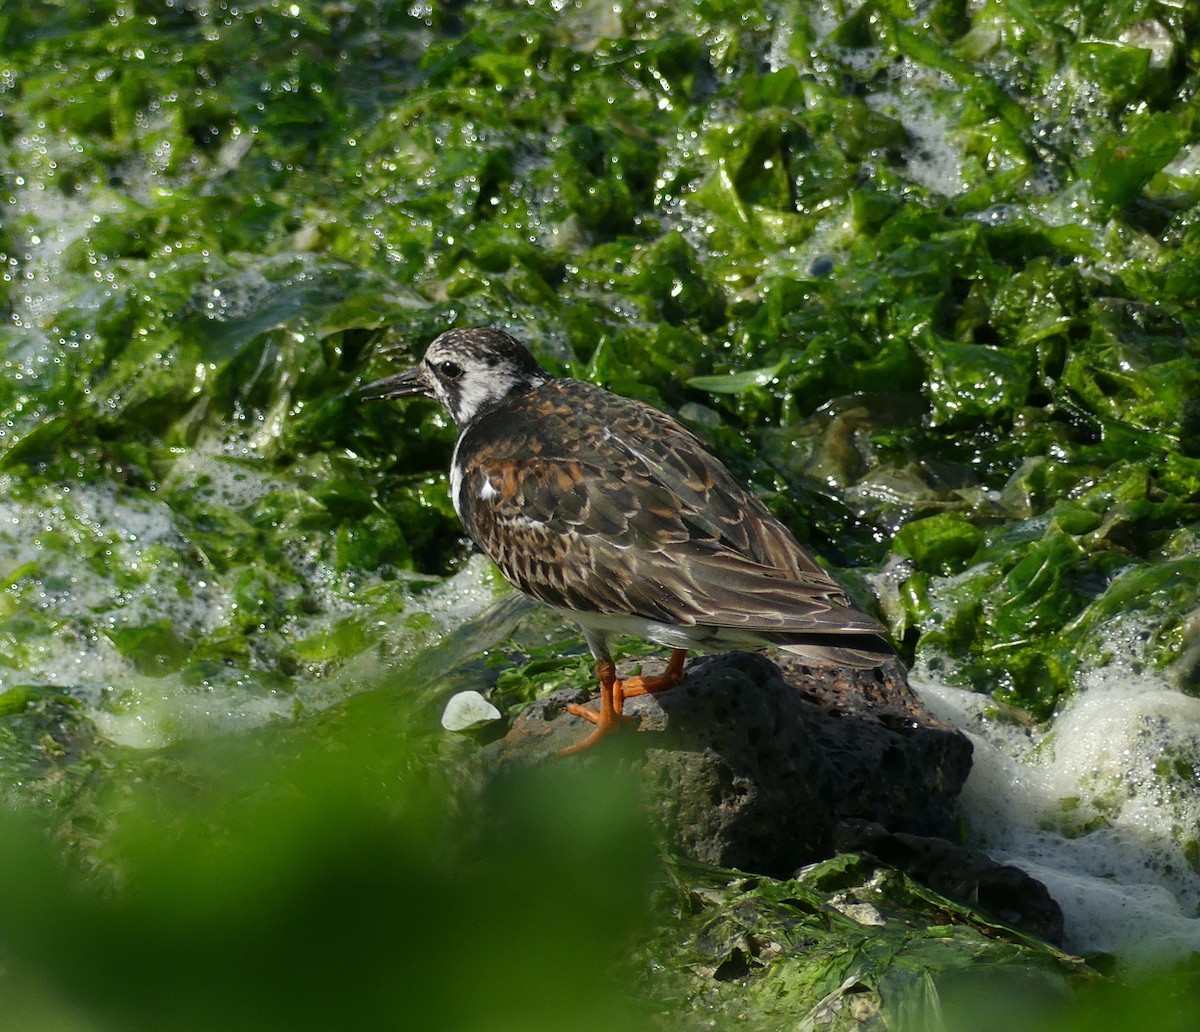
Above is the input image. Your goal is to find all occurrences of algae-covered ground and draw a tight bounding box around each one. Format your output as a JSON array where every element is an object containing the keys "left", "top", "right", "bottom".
[{"left": 2, "top": 0, "right": 1200, "bottom": 1028}]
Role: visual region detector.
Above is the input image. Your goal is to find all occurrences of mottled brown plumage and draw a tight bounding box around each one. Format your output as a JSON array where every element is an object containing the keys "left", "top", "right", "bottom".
[{"left": 363, "top": 327, "right": 892, "bottom": 752}]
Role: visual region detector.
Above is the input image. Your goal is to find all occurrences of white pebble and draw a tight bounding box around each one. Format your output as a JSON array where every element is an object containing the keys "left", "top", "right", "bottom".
[{"left": 441, "top": 690, "right": 501, "bottom": 732}]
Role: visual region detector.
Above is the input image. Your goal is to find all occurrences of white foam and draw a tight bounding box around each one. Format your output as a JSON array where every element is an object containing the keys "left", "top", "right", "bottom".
[
  {"left": 5, "top": 129, "right": 125, "bottom": 331},
  {"left": 161, "top": 433, "right": 291, "bottom": 512},
  {"left": 0, "top": 477, "right": 238, "bottom": 733},
  {"left": 768, "top": 5, "right": 971, "bottom": 199},
  {"left": 911, "top": 629, "right": 1200, "bottom": 968},
  {"left": 418, "top": 552, "right": 505, "bottom": 631},
  {"left": 90, "top": 673, "right": 295, "bottom": 750},
  {"left": 0, "top": 446, "right": 505, "bottom": 750},
  {"left": 866, "top": 81, "right": 969, "bottom": 198}
]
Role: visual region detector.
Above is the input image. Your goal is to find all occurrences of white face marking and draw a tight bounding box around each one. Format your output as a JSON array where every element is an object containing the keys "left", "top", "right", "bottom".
[
  {"left": 479, "top": 477, "right": 498, "bottom": 502},
  {"left": 426, "top": 352, "right": 526, "bottom": 427},
  {"left": 417, "top": 329, "right": 551, "bottom": 429}
]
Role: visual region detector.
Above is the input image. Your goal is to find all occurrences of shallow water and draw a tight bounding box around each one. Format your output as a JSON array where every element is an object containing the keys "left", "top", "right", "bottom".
[
  {"left": 3, "top": 0, "right": 1199, "bottom": 1003},
  {"left": 914, "top": 634, "right": 1200, "bottom": 967}
]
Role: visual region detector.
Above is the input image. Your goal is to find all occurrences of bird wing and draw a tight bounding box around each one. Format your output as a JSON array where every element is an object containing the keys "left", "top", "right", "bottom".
[{"left": 454, "top": 381, "right": 885, "bottom": 640}]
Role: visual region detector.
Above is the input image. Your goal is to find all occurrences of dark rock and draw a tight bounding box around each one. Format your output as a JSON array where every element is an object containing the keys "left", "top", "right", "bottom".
[
  {"left": 479, "top": 650, "right": 974, "bottom": 879},
  {"left": 831, "top": 818, "right": 1065, "bottom": 945}
]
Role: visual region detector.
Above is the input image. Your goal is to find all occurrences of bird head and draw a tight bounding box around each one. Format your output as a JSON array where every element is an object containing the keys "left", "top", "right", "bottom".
[{"left": 362, "top": 327, "right": 551, "bottom": 427}]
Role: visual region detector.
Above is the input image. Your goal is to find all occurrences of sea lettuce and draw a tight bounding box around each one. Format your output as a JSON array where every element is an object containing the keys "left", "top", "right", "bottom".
[{"left": 3, "top": 0, "right": 1200, "bottom": 1025}]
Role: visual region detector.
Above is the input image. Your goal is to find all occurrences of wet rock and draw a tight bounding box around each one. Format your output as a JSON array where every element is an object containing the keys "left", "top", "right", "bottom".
[
  {"left": 831, "top": 819, "right": 1065, "bottom": 945},
  {"left": 480, "top": 650, "right": 974, "bottom": 879}
]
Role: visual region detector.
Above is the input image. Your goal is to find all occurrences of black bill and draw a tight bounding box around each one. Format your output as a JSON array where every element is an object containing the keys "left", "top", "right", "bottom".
[{"left": 360, "top": 366, "right": 430, "bottom": 401}]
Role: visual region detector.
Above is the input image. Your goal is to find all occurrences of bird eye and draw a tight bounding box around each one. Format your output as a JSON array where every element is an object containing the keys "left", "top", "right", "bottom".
[{"left": 438, "top": 360, "right": 463, "bottom": 380}]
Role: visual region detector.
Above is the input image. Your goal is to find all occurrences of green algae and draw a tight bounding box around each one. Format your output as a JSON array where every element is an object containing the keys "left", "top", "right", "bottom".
[
  {"left": 3, "top": 0, "right": 1200, "bottom": 1026},
  {"left": 639, "top": 854, "right": 1092, "bottom": 1031}
]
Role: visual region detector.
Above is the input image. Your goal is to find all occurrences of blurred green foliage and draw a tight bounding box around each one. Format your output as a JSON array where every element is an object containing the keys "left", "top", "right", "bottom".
[{"left": 0, "top": 698, "right": 661, "bottom": 1032}]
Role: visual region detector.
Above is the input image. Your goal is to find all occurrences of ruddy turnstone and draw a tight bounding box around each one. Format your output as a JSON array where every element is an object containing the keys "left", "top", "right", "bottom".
[{"left": 363, "top": 327, "right": 892, "bottom": 755}]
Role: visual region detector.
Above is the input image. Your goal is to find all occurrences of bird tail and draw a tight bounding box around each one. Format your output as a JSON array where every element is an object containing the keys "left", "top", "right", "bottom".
[{"left": 772, "top": 633, "right": 894, "bottom": 670}]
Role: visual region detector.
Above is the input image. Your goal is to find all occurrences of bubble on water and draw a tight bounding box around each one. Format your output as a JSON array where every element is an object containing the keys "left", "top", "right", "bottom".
[
  {"left": 163, "top": 433, "right": 290, "bottom": 512},
  {"left": 867, "top": 83, "right": 968, "bottom": 199},
  {"left": 0, "top": 437, "right": 506, "bottom": 752},
  {"left": 418, "top": 553, "right": 504, "bottom": 632},
  {"left": 911, "top": 622, "right": 1200, "bottom": 968}
]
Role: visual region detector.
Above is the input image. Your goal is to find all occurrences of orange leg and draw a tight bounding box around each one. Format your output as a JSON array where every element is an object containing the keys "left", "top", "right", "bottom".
[
  {"left": 558, "top": 649, "right": 688, "bottom": 756},
  {"left": 615, "top": 648, "right": 688, "bottom": 711}
]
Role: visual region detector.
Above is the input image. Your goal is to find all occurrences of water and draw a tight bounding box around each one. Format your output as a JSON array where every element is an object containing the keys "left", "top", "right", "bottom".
[
  {"left": 912, "top": 631, "right": 1200, "bottom": 967},
  {"left": 0, "top": 448, "right": 504, "bottom": 750},
  {"left": 12, "top": 438, "right": 1187, "bottom": 969},
  {"left": 87, "top": 549, "right": 503, "bottom": 749},
  {"left": 4, "top": 0, "right": 1197, "bottom": 984}
]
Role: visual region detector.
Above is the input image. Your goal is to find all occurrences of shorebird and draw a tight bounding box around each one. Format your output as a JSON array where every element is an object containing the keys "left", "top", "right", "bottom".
[{"left": 363, "top": 327, "right": 892, "bottom": 754}]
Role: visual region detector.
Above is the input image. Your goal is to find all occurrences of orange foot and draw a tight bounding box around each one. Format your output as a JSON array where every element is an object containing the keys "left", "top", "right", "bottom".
[{"left": 558, "top": 649, "right": 687, "bottom": 757}]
